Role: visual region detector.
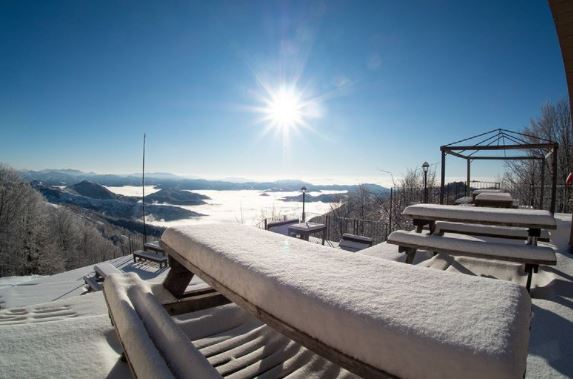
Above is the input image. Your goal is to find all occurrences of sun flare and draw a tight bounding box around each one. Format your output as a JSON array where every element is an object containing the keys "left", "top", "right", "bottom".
[
  {"left": 265, "top": 88, "right": 303, "bottom": 129},
  {"left": 268, "top": 89, "right": 302, "bottom": 127}
]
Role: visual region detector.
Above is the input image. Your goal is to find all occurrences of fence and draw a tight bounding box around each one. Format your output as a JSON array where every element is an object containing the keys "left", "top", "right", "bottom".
[
  {"left": 310, "top": 215, "right": 390, "bottom": 245},
  {"left": 506, "top": 184, "right": 572, "bottom": 213},
  {"left": 258, "top": 179, "right": 573, "bottom": 248}
]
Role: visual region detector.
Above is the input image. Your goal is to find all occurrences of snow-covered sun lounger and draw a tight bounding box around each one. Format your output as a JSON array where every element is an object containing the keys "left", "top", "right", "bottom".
[{"left": 160, "top": 224, "right": 531, "bottom": 379}]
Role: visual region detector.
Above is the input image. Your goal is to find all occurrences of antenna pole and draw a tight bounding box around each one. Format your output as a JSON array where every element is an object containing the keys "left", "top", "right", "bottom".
[{"left": 142, "top": 133, "right": 147, "bottom": 243}]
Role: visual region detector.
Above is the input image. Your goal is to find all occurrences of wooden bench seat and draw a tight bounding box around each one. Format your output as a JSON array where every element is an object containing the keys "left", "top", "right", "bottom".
[
  {"left": 434, "top": 221, "right": 551, "bottom": 242},
  {"left": 339, "top": 233, "right": 373, "bottom": 252},
  {"left": 83, "top": 275, "right": 102, "bottom": 292},
  {"left": 387, "top": 230, "right": 557, "bottom": 290},
  {"left": 144, "top": 241, "right": 165, "bottom": 254},
  {"left": 133, "top": 250, "right": 168, "bottom": 268},
  {"left": 84, "top": 262, "right": 122, "bottom": 292}
]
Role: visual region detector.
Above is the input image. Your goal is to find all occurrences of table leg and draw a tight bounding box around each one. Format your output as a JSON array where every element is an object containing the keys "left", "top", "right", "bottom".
[
  {"left": 527, "top": 228, "right": 541, "bottom": 246},
  {"left": 163, "top": 256, "right": 194, "bottom": 298}
]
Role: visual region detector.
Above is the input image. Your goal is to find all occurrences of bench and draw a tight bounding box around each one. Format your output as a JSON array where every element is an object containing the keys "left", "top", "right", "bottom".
[
  {"left": 95, "top": 262, "right": 122, "bottom": 279},
  {"left": 339, "top": 233, "right": 373, "bottom": 252},
  {"left": 159, "top": 224, "right": 531, "bottom": 378},
  {"left": 265, "top": 218, "right": 299, "bottom": 236},
  {"left": 387, "top": 230, "right": 557, "bottom": 291},
  {"left": 474, "top": 192, "right": 515, "bottom": 208},
  {"left": 471, "top": 189, "right": 504, "bottom": 200},
  {"left": 133, "top": 250, "right": 168, "bottom": 268},
  {"left": 144, "top": 240, "right": 165, "bottom": 254},
  {"left": 434, "top": 221, "right": 551, "bottom": 242},
  {"left": 83, "top": 275, "right": 101, "bottom": 292},
  {"left": 83, "top": 262, "right": 122, "bottom": 292}
]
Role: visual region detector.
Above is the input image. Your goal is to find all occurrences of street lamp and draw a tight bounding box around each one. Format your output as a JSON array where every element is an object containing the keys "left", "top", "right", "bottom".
[
  {"left": 301, "top": 186, "right": 307, "bottom": 222},
  {"left": 422, "top": 161, "right": 430, "bottom": 203}
]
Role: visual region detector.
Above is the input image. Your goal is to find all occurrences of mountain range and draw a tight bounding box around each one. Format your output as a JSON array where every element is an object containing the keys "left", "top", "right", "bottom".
[{"left": 20, "top": 169, "right": 389, "bottom": 194}]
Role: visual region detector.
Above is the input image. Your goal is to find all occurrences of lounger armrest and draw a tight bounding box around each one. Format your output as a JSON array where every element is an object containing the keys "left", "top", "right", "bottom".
[{"left": 103, "top": 273, "right": 221, "bottom": 379}]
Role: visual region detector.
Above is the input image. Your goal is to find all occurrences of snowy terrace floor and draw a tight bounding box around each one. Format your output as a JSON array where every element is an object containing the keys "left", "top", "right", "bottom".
[{"left": 1, "top": 215, "right": 573, "bottom": 377}]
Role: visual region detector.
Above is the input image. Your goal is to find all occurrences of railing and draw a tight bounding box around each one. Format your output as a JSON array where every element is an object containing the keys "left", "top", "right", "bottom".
[
  {"left": 256, "top": 183, "right": 504, "bottom": 246},
  {"left": 506, "top": 184, "right": 572, "bottom": 213},
  {"left": 310, "top": 215, "right": 390, "bottom": 245}
]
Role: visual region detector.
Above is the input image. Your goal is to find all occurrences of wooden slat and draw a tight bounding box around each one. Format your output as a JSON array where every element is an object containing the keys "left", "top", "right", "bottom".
[{"left": 163, "top": 291, "right": 231, "bottom": 316}]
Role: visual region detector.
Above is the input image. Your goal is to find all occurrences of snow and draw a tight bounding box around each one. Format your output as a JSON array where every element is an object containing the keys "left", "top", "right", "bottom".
[
  {"left": 472, "top": 189, "right": 504, "bottom": 196},
  {"left": 475, "top": 192, "right": 513, "bottom": 201},
  {"left": 403, "top": 204, "right": 557, "bottom": 228},
  {"left": 435, "top": 221, "right": 551, "bottom": 240},
  {"left": 2, "top": 215, "right": 573, "bottom": 378},
  {"left": 149, "top": 189, "right": 342, "bottom": 227},
  {"left": 0, "top": 293, "right": 129, "bottom": 378},
  {"left": 105, "top": 185, "right": 161, "bottom": 197},
  {"left": 162, "top": 223, "right": 531, "bottom": 379},
  {"left": 387, "top": 230, "right": 556, "bottom": 264},
  {"left": 104, "top": 273, "right": 220, "bottom": 379}
]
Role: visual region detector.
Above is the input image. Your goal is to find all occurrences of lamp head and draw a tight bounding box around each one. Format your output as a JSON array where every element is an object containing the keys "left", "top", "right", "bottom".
[
  {"left": 422, "top": 161, "right": 430, "bottom": 173},
  {"left": 301, "top": 186, "right": 307, "bottom": 193}
]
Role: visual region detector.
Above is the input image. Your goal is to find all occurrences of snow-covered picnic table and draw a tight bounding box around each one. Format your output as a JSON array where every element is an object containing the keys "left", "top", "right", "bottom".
[
  {"left": 474, "top": 192, "right": 515, "bottom": 208},
  {"left": 287, "top": 222, "right": 327, "bottom": 245},
  {"left": 403, "top": 204, "right": 556, "bottom": 243},
  {"left": 390, "top": 204, "right": 558, "bottom": 290},
  {"left": 157, "top": 223, "right": 531, "bottom": 379}
]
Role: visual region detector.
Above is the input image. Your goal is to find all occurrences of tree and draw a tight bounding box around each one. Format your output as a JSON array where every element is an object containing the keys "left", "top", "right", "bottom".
[{"left": 504, "top": 99, "right": 572, "bottom": 211}]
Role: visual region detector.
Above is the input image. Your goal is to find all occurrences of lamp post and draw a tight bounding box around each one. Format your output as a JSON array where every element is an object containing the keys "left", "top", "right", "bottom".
[
  {"left": 301, "top": 186, "right": 307, "bottom": 222},
  {"left": 422, "top": 161, "right": 430, "bottom": 203}
]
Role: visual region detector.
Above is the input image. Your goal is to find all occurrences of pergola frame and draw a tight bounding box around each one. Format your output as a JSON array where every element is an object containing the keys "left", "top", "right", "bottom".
[{"left": 439, "top": 129, "right": 559, "bottom": 213}]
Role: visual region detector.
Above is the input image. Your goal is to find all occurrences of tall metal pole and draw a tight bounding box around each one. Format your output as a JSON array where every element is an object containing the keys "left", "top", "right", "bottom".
[
  {"left": 466, "top": 159, "right": 471, "bottom": 197},
  {"left": 539, "top": 157, "right": 545, "bottom": 209},
  {"left": 550, "top": 144, "right": 558, "bottom": 214},
  {"left": 388, "top": 187, "right": 393, "bottom": 234},
  {"left": 440, "top": 150, "right": 446, "bottom": 204},
  {"left": 142, "top": 133, "right": 147, "bottom": 243}
]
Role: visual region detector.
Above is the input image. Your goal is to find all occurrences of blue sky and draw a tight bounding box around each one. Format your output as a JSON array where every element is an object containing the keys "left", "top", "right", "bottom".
[{"left": 0, "top": 0, "right": 567, "bottom": 186}]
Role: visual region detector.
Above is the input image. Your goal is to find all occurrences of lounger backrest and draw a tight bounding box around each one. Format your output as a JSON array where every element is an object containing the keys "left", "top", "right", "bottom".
[
  {"left": 162, "top": 224, "right": 532, "bottom": 379},
  {"left": 104, "top": 274, "right": 174, "bottom": 379},
  {"left": 104, "top": 273, "right": 221, "bottom": 379}
]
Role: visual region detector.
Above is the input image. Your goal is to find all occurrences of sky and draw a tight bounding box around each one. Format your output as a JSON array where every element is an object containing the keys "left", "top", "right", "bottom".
[{"left": 0, "top": 0, "right": 568, "bottom": 186}]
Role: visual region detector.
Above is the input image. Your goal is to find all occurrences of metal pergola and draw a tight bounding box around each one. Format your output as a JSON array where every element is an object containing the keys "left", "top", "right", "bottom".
[{"left": 439, "top": 129, "right": 559, "bottom": 213}]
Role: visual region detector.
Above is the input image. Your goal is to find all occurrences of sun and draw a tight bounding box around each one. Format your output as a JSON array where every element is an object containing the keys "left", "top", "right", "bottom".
[{"left": 264, "top": 87, "right": 304, "bottom": 129}]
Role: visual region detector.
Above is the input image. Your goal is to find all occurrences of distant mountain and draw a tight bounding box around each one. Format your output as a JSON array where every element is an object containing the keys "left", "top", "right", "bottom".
[
  {"left": 32, "top": 182, "right": 203, "bottom": 221},
  {"left": 19, "top": 168, "right": 389, "bottom": 194},
  {"left": 281, "top": 193, "right": 347, "bottom": 203},
  {"left": 146, "top": 188, "right": 210, "bottom": 205},
  {"left": 67, "top": 180, "right": 117, "bottom": 200}
]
